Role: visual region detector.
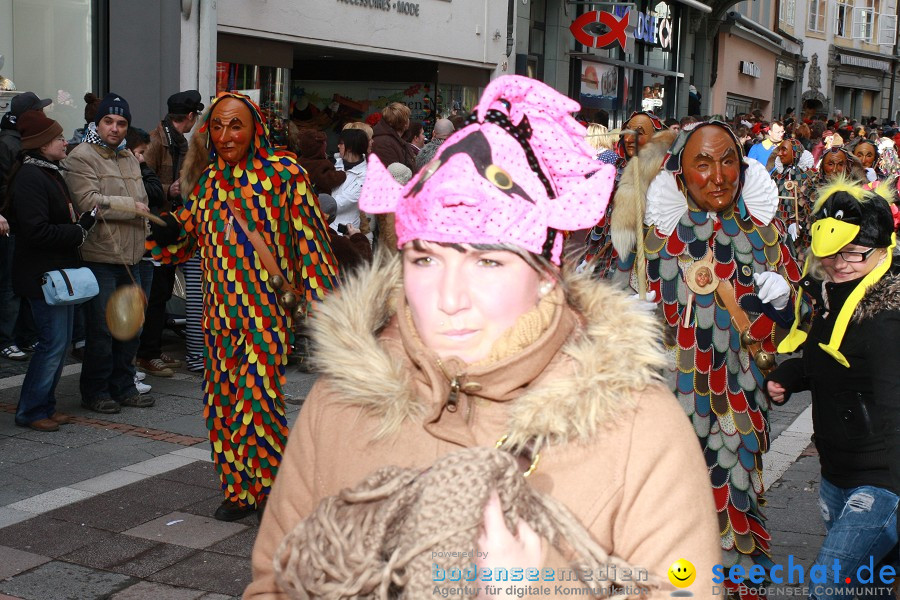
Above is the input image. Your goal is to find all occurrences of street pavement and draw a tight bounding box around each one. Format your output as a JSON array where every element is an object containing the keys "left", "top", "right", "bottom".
[{"left": 0, "top": 338, "right": 821, "bottom": 599}]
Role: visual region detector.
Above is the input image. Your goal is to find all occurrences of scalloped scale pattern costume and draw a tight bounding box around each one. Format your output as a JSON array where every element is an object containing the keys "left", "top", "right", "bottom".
[
  {"left": 147, "top": 93, "right": 338, "bottom": 509},
  {"left": 619, "top": 157, "right": 802, "bottom": 597},
  {"left": 773, "top": 141, "right": 816, "bottom": 259}
]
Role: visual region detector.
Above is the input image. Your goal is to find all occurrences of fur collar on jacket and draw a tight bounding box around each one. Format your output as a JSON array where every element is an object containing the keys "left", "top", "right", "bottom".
[
  {"left": 610, "top": 129, "right": 678, "bottom": 258},
  {"left": 853, "top": 270, "right": 900, "bottom": 322},
  {"left": 307, "top": 252, "right": 667, "bottom": 451}
]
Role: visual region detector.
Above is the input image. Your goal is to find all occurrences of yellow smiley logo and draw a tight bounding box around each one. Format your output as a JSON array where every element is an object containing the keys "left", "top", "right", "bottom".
[{"left": 668, "top": 559, "right": 696, "bottom": 588}]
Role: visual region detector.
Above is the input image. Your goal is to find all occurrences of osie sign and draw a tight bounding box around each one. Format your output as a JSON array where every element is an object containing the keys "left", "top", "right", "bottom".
[{"left": 570, "top": 5, "right": 674, "bottom": 53}]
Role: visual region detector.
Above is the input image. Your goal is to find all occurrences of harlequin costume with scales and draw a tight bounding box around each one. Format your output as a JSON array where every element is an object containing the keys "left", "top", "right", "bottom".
[
  {"left": 772, "top": 138, "right": 816, "bottom": 259},
  {"left": 584, "top": 111, "right": 663, "bottom": 279},
  {"left": 611, "top": 122, "right": 802, "bottom": 598},
  {"left": 147, "top": 92, "right": 338, "bottom": 520}
]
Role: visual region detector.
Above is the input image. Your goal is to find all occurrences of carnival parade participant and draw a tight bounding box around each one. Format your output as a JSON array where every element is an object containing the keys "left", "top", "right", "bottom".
[
  {"left": 815, "top": 135, "right": 865, "bottom": 185},
  {"left": 147, "top": 92, "right": 338, "bottom": 521},
  {"left": 245, "top": 76, "right": 721, "bottom": 599},
  {"left": 611, "top": 121, "right": 802, "bottom": 598},
  {"left": 773, "top": 138, "right": 816, "bottom": 258},
  {"left": 769, "top": 177, "right": 900, "bottom": 600},
  {"left": 875, "top": 137, "right": 900, "bottom": 181},
  {"left": 584, "top": 110, "right": 663, "bottom": 279}
]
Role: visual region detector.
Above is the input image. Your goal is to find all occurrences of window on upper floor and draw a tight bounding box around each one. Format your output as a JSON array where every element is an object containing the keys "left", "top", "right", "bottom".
[
  {"left": 835, "top": 0, "right": 851, "bottom": 36},
  {"left": 779, "top": 0, "right": 796, "bottom": 26},
  {"left": 878, "top": 9, "right": 898, "bottom": 45},
  {"left": 808, "top": 0, "right": 826, "bottom": 32},
  {"left": 852, "top": 0, "right": 877, "bottom": 41}
]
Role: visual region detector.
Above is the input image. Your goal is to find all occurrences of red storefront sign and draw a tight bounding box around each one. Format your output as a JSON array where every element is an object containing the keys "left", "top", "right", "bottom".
[{"left": 569, "top": 10, "right": 636, "bottom": 53}]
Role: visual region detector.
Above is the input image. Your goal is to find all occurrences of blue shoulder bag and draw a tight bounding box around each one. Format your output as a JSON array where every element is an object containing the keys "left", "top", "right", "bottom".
[{"left": 41, "top": 268, "right": 98, "bottom": 305}]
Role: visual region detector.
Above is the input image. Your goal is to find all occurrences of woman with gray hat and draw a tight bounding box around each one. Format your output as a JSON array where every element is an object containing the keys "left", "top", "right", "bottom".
[{"left": 3, "top": 111, "right": 97, "bottom": 431}]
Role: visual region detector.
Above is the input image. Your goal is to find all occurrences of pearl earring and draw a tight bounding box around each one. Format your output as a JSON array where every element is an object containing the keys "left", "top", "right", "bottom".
[{"left": 540, "top": 282, "right": 553, "bottom": 297}]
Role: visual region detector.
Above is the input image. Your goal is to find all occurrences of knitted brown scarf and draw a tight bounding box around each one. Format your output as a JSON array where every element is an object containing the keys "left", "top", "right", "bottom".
[{"left": 273, "top": 447, "right": 661, "bottom": 599}]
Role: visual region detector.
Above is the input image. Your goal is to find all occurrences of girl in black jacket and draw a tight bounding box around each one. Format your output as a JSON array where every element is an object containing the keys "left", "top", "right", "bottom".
[
  {"left": 5, "top": 112, "right": 96, "bottom": 431},
  {"left": 769, "top": 176, "right": 900, "bottom": 600}
]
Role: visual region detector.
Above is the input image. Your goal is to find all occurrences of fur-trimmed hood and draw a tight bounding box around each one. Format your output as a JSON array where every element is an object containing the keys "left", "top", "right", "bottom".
[
  {"left": 307, "top": 252, "right": 667, "bottom": 451},
  {"left": 610, "top": 129, "right": 678, "bottom": 258},
  {"left": 854, "top": 270, "right": 900, "bottom": 321}
]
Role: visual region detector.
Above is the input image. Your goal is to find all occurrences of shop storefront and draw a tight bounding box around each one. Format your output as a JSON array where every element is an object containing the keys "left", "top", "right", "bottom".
[
  {"left": 773, "top": 34, "right": 806, "bottom": 119},
  {"left": 568, "top": 0, "right": 682, "bottom": 126},
  {"left": 711, "top": 17, "right": 780, "bottom": 120},
  {"left": 0, "top": 0, "right": 94, "bottom": 137},
  {"left": 217, "top": 34, "right": 293, "bottom": 146},
  {"left": 828, "top": 48, "right": 891, "bottom": 120},
  {"left": 285, "top": 55, "right": 488, "bottom": 143},
  {"left": 214, "top": 0, "right": 505, "bottom": 147}
]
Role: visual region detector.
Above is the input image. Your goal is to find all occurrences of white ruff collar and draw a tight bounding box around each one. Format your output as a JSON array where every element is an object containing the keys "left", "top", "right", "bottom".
[{"left": 644, "top": 157, "right": 778, "bottom": 235}]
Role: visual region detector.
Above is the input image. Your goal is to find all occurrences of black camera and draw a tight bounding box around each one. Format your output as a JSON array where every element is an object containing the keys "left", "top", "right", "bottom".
[{"left": 336, "top": 223, "right": 349, "bottom": 235}]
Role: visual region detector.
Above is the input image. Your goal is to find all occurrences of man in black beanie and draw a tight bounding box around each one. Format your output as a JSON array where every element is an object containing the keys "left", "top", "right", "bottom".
[
  {"left": 63, "top": 92, "right": 154, "bottom": 414},
  {"left": 136, "top": 89, "right": 204, "bottom": 377}
]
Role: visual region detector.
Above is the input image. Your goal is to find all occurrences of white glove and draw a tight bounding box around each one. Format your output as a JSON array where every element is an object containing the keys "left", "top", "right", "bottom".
[
  {"left": 575, "top": 259, "right": 588, "bottom": 274},
  {"left": 866, "top": 168, "right": 877, "bottom": 183},
  {"left": 628, "top": 290, "right": 658, "bottom": 313},
  {"left": 753, "top": 272, "right": 790, "bottom": 310},
  {"left": 787, "top": 223, "right": 798, "bottom": 241}
]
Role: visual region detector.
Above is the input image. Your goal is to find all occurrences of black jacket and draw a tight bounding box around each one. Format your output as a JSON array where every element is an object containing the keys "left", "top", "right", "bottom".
[
  {"left": 140, "top": 162, "right": 164, "bottom": 212},
  {"left": 9, "top": 158, "right": 84, "bottom": 299},
  {"left": 0, "top": 126, "right": 20, "bottom": 199},
  {"left": 767, "top": 267, "right": 900, "bottom": 494}
]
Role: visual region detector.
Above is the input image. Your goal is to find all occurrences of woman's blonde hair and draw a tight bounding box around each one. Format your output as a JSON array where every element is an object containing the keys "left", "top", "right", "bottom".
[
  {"left": 342, "top": 121, "right": 374, "bottom": 140},
  {"left": 585, "top": 123, "right": 614, "bottom": 151}
]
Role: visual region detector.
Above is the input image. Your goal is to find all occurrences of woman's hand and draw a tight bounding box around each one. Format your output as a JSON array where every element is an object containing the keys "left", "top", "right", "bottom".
[
  {"left": 476, "top": 491, "right": 542, "bottom": 599},
  {"left": 767, "top": 381, "right": 786, "bottom": 404}
]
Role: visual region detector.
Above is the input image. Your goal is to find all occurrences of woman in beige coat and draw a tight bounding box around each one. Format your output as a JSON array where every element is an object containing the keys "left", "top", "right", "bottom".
[{"left": 246, "top": 76, "right": 721, "bottom": 600}]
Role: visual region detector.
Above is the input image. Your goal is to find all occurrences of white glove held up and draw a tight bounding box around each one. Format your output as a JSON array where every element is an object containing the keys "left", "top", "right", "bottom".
[{"left": 753, "top": 271, "right": 790, "bottom": 310}]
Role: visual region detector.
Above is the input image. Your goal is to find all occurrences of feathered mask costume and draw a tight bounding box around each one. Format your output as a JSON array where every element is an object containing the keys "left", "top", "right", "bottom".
[{"left": 359, "top": 75, "right": 615, "bottom": 265}]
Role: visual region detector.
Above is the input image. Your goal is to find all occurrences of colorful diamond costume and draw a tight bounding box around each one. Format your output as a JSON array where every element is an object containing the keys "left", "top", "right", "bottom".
[
  {"left": 147, "top": 93, "right": 338, "bottom": 510},
  {"left": 612, "top": 124, "right": 802, "bottom": 599}
]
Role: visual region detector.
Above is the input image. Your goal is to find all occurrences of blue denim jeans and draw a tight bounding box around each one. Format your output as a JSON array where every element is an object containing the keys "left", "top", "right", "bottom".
[
  {"left": 16, "top": 298, "right": 73, "bottom": 424},
  {"left": 80, "top": 262, "right": 146, "bottom": 402},
  {"left": 809, "top": 477, "right": 899, "bottom": 600}
]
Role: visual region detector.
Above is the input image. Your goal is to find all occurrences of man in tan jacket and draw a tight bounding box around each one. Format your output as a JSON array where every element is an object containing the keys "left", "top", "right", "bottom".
[{"left": 64, "top": 92, "right": 153, "bottom": 414}]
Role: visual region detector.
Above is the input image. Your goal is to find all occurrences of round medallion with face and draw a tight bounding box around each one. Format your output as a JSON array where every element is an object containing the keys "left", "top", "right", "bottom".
[
  {"left": 685, "top": 255, "right": 719, "bottom": 295},
  {"left": 680, "top": 125, "right": 742, "bottom": 213}
]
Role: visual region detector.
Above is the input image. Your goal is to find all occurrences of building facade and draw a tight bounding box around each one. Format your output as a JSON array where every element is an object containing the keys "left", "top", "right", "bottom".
[
  {"left": 796, "top": 0, "right": 899, "bottom": 121},
  {"left": 523, "top": 0, "right": 687, "bottom": 126},
  {"left": 0, "top": 0, "right": 509, "bottom": 137}
]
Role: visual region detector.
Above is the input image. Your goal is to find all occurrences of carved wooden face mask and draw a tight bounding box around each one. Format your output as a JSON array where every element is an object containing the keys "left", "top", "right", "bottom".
[{"left": 208, "top": 97, "right": 254, "bottom": 165}]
